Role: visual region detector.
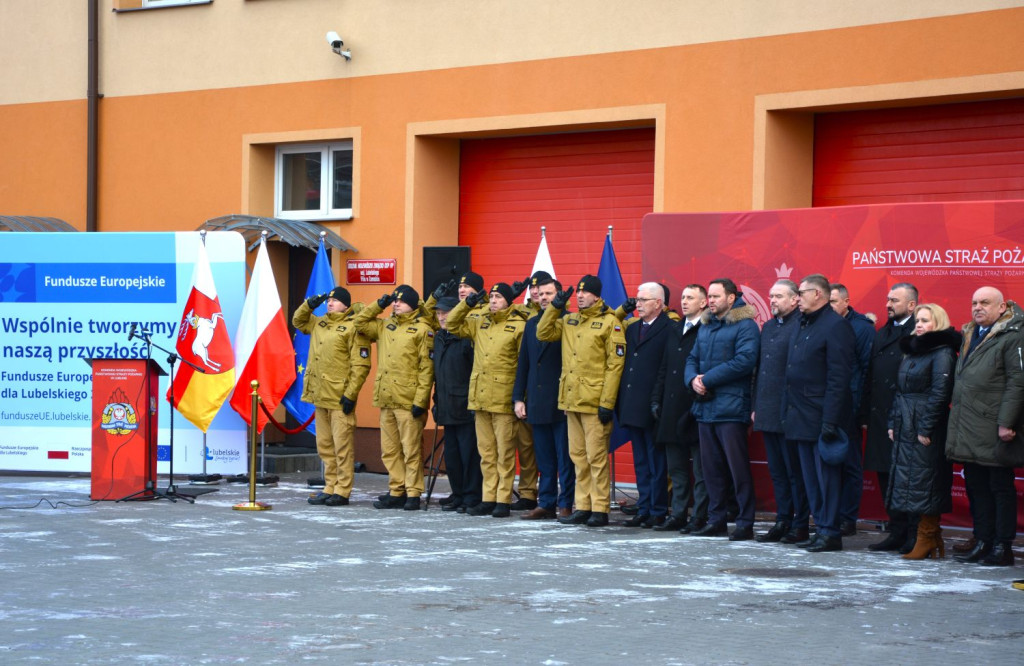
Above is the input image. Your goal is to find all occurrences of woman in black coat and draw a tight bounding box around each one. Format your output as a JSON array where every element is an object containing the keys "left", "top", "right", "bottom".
[{"left": 886, "top": 303, "right": 961, "bottom": 560}]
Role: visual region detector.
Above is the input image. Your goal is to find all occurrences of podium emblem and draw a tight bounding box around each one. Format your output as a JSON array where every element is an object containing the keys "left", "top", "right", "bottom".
[{"left": 100, "top": 388, "right": 138, "bottom": 435}]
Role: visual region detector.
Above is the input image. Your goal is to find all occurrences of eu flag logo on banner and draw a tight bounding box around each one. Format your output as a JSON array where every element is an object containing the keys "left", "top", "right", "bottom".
[{"left": 281, "top": 239, "right": 336, "bottom": 435}]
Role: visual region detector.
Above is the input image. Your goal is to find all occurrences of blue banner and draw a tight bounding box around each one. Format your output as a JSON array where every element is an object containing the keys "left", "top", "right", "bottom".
[
  {"left": 5, "top": 263, "right": 178, "bottom": 303},
  {"left": 597, "top": 234, "right": 631, "bottom": 451}
]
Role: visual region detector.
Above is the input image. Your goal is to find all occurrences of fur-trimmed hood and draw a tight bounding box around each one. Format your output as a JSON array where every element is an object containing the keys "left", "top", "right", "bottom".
[
  {"left": 958, "top": 299, "right": 1024, "bottom": 357},
  {"left": 700, "top": 302, "right": 757, "bottom": 326},
  {"left": 900, "top": 326, "right": 961, "bottom": 355}
]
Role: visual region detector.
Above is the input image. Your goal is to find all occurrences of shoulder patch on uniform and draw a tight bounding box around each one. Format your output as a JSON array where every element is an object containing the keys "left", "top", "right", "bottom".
[
  {"left": 386, "top": 323, "right": 397, "bottom": 331},
  {"left": 613, "top": 325, "right": 622, "bottom": 332},
  {"left": 591, "top": 321, "right": 603, "bottom": 329},
  {"left": 566, "top": 318, "right": 579, "bottom": 326},
  {"left": 359, "top": 347, "right": 369, "bottom": 358},
  {"left": 615, "top": 344, "right": 625, "bottom": 356},
  {"left": 426, "top": 330, "right": 434, "bottom": 337}
]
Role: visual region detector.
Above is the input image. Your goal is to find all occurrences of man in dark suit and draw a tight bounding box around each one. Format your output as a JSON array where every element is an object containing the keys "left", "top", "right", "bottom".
[
  {"left": 863, "top": 282, "right": 918, "bottom": 551},
  {"left": 513, "top": 277, "right": 575, "bottom": 519},
  {"left": 617, "top": 282, "right": 672, "bottom": 527},
  {"left": 651, "top": 284, "right": 708, "bottom": 532},
  {"left": 752, "top": 279, "right": 808, "bottom": 543},
  {"left": 783, "top": 273, "right": 856, "bottom": 552}
]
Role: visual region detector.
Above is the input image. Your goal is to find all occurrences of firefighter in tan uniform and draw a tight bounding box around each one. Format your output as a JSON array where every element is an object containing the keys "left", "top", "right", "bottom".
[
  {"left": 293, "top": 286, "right": 371, "bottom": 506},
  {"left": 537, "top": 274, "right": 626, "bottom": 527},
  {"left": 446, "top": 282, "right": 529, "bottom": 517},
  {"left": 354, "top": 285, "right": 435, "bottom": 511}
]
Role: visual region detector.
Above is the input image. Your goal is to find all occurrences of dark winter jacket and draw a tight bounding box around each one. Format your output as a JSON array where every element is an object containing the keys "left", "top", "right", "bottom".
[
  {"left": 512, "top": 313, "right": 567, "bottom": 425},
  {"left": 617, "top": 311, "right": 671, "bottom": 429},
  {"left": 684, "top": 302, "right": 760, "bottom": 424},
  {"left": 863, "top": 316, "right": 915, "bottom": 472},
  {"left": 651, "top": 317, "right": 702, "bottom": 445},
  {"left": 432, "top": 329, "right": 475, "bottom": 426},
  {"left": 753, "top": 310, "right": 799, "bottom": 434},
  {"left": 886, "top": 327, "right": 960, "bottom": 515},
  {"left": 946, "top": 302, "right": 1024, "bottom": 468},
  {"left": 845, "top": 307, "right": 876, "bottom": 414}
]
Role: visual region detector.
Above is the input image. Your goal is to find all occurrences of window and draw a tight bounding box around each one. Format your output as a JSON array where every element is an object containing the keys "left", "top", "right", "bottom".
[{"left": 275, "top": 142, "right": 354, "bottom": 220}]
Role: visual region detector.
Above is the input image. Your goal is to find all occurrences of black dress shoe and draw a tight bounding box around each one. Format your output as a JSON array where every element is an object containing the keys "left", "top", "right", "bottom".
[
  {"left": 403, "top": 497, "right": 421, "bottom": 511},
  {"left": 558, "top": 510, "right": 592, "bottom": 525},
  {"left": 899, "top": 534, "right": 918, "bottom": 555},
  {"left": 510, "top": 497, "right": 538, "bottom": 511},
  {"left": 466, "top": 501, "right": 497, "bottom": 516},
  {"left": 307, "top": 492, "right": 331, "bottom": 505},
  {"left": 954, "top": 540, "right": 993, "bottom": 563},
  {"left": 585, "top": 512, "right": 609, "bottom": 527},
  {"left": 324, "top": 494, "right": 349, "bottom": 506},
  {"left": 980, "top": 542, "right": 1014, "bottom": 567},
  {"left": 680, "top": 517, "right": 707, "bottom": 534},
  {"left": 839, "top": 520, "right": 857, "bottom": 537},
  {"left": 807, "top": 536, "right": 843, "bottom": 552},
  {"left": 780, "top": 527, "right": 810, "bottom": 544},
  {"left": 652, "top": 515, "right": 688, "bottom": 532},
  {"left": 756, "top": 521, "right": 791, "bottom": 543},
  {"left": 438, "top": 495, "right": 456, "bottom": 506},
  {"left": 729, "top": 526, "right": 754, "bottom": 541},
  {"left": 491, "top": 503, "right": 511, "bottom": 518},
  {"left": 868, "top": 530, "right": 907, "bottom": 551},
  {"left": 620, "top": 503, "right": 640, "bottom": 516},
  {"left": 692, "top": 523, "right": 728, "bottom": 537},
  {"left": 796, "top": 534, "right": 822, "bottom": 548},
  {"left": 456, "top": 505, "right": 468, "bottom": 513},
  {"left": 373, "top": 494, "right": 407, "bottom": 509},
  {"left": 441, "top": 499, "right": 463, "bottom": 512},
  {"left": 642, "top": 515, "right": 666, "bottom": 529},
  {"left": 623, "top": 514, "right": 649, "bottom": 527}
]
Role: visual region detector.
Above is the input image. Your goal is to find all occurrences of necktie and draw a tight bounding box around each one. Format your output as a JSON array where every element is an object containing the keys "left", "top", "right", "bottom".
[
  {"left": 684, "top": 321, "right": 693, "bottom": 333},
  {"left": 639, "top": 322, "right": 648, "bottom": 341}
]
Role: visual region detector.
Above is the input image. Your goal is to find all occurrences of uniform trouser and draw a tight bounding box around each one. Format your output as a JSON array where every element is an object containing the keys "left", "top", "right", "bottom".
[
  {"left": 515, "top": 421, "right": 538, "bottom": 500},
  {"left": 963, "top": 462, "right": 1018, "bottom": 544},
  {"left": 698, "top": 422, "right": 756, "bottom": 528},
  {"left": 475, "top": 411, "right": 518, "bottom": 504},
  {"left": 839, "top": 424, "right": 863, "bottom": 524},
  {"left": 794, "top": 438, "right": 842, "bottom": 538},
  {"left": 379, "top": 407, "right": 426, "bottom": 498},
  {"left": 441, "top": 422, "right": 482, "bottom": 506},
  {"left": 315, "top": 406, "right": 356, "bottom": 498},
  {"left": 626, "top": 425, "right": 668, "bottom": 518},
  {"left": 566, "top": 411, "right": 612, "bottom": 513},
  {"left": 665, "top": 438, "right": 708, "bottom": 520},
  {"left": 531, "top": 421, "right": 575, "bottom": 511},
  {"left": 762, "top": 431, "right": 809, "bottom": 529}
]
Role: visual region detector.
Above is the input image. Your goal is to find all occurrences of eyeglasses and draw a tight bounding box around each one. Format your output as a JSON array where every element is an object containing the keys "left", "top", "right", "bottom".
[{"left": 635, "top": 297, "right": 660, "bottom": 304}]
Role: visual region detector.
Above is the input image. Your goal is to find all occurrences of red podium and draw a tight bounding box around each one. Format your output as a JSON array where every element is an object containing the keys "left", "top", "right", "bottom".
[{"left": 87, "top": 358, "right": 166, "bottom": 501}]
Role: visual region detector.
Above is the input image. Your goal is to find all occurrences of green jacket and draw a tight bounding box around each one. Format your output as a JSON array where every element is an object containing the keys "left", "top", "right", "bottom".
[
  {"left": 291, "top": 301, "right": 371, "bottom": 409},
  {"left": 354, "top": 303, "right": 435, "bottom": 410}
]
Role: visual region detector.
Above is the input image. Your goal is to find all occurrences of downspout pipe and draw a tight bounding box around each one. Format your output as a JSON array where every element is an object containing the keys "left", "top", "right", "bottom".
[{"left": 86, "top": 0, "right": 99, "bottom": 232}]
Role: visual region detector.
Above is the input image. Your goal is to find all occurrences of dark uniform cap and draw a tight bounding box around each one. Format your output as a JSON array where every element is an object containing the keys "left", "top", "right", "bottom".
[
  {"left": 328, "top": 286, "right": 351, "bottom": 307},
  {"left": 435, "top": 296, "right": 459, "bottom": 312},
  {"left": 392, "top": 284, "right": 421, "bottom": 309},
  {"left": 490, "top": 282, "right": 514, "bottom": 306},
  {"left": 530, "top": 270, "right": 555, "bottom": 286},
  {"left": 577, "top": 274, "right": 602, "bottom": 297},
  {"left": 459, "top": 271, "right": 484, "bottom": 293}
]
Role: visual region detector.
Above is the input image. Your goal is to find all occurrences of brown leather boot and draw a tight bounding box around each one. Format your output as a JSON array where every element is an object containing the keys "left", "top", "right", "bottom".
[{"left": 902, "top": 514, "right": 944, "bottom": 560}]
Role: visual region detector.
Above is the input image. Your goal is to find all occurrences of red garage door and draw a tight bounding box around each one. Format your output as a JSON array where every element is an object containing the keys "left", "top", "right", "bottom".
[
  {"left": 458, "top": 129, "right": 655, "bottom": 291},
  {"left": 813, "top": 98, "right": 1024, "bottom": 207}
]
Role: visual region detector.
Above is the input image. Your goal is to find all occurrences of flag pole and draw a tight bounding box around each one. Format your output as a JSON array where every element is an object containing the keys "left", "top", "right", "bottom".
[
  {"left": 607, "top": 224, "right": 618, "bottom": 510},
  {"left": 234, "top": 380, "right": 271, "bottom": 511}
]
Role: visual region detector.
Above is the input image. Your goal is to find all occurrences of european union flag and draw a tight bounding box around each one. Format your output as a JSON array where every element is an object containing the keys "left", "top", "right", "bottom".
[
  {"left": 597, "top": 233, "right": 631, "bottom": 451},
  {"left": 281, "top": 239, "right": 335, "bottom": 434}
]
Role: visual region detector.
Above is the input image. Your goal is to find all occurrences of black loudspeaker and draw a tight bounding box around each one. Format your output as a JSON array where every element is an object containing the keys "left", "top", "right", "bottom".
[{"left": 423, "top": 246, "right": 471, "bottom": 295}]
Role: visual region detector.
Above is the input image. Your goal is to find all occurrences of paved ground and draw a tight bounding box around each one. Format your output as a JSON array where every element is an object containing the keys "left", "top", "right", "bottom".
[{"left": 0, "top": 471, "right": 1021, "bottom": 665}]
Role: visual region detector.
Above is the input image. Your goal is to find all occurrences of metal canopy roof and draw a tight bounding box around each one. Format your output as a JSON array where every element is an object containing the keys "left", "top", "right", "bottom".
[
  {"left": 0, "top": 216, "right": 79, "bottom": 232},
  {"left": 199, "top": 215, "right": 358, "bottom": 254}
]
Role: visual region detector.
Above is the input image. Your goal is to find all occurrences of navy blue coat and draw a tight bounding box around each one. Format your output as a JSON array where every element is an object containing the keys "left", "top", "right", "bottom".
[
  {"left": 512, "top": 313, "right": 566, "bottom": 425},
  {"left": 432, "top": 329, "right": 474, "bottom": 426},
  {"left": 652, "top": 318, "right": 702, "bottom": 445},
  {"left": 684, "top": 303, "right": 760, "bottom": 424},
  {"left": 752, "top": 310, "right": 799, "bottom": 434},
  {"left": 617, "top": 311, "right": 672, "bottom": 429},
  {"left": 845, "top": 307, "right": 876, "bottom": 414},
  {"left": 783, "top": 305, "right": 856, "bottom": 442}
]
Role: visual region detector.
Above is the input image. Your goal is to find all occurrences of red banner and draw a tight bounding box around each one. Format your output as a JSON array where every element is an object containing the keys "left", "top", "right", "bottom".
[{"left": 642, "top": 200, "right": 1024, "bottom": 531}]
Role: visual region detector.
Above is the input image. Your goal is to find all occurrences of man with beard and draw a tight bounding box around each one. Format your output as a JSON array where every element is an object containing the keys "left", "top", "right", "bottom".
[{"left": 864, "top": 283, "right": 919, "bottom": 551}]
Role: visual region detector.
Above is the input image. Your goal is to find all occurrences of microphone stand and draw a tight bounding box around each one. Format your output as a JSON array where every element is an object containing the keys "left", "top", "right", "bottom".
[{"left": 132, "top": 327, "right": 207, "bottom": 503}]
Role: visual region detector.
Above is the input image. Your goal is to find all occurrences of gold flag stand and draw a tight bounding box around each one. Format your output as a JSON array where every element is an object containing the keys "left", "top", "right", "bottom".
[{"left": 233, "top": 380, "right": 272, "bottom": 511}]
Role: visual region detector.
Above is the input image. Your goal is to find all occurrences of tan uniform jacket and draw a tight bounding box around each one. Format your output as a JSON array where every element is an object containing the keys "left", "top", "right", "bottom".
[
  {"left": 292, "top": 301, "right": 372, "bottom": 409},
  {"left": 536, "top": 299, "right": 626, "bottom": 413},
  {"left": 354, "top": 303, "right": 435, "bottom": 409},
  {"left": 447, "top": 300, "right": 528, "bottom": 413}
]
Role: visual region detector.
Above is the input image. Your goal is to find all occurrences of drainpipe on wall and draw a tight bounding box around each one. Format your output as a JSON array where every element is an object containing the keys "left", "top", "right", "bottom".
[{"left": 86, "top": 0, "right": 99, "bottom": 232}]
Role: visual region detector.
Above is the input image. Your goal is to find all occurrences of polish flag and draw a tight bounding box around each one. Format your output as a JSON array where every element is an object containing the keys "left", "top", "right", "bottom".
[
  {"left": 525, "top": 230, "right": 557, "bottom": 303},
  {"left": 229, "top": 238, "right": 296, "bottom": 433}
]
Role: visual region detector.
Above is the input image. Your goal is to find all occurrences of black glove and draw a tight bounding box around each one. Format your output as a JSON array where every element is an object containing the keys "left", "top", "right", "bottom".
[
  {"left": 511, "top": 278, "right": 530, "bottom": 300},
  {"left": 377, "top": 292, "right": 395, "bottom": 309},
  {"left": 411, "top": 405, "right": 426, "bottom": 419},
  {"left": 651, "top": 402, "right": 661, "bottom": 421},
  {"left": 820, "top": 423, "right": 839, "bottom": 443},
  {"left": 464, "top": 290, "right": 484, "bottom": 308},
  {"left": 432, "top": 279, "right": 456, "bottom": 300},
  {"left": 622, "top": 297, "right": 637, "bottom": 314},
  {"left": 551, "top": 286, "right": 575, "bottom": 310},
  {"left": 306, "top": 293, "right": 328, "bottom": 309},
  {"left": 340, "top": 396, "right": 355, "bottom": 414},
  {"left": 598, "top": 407, "right": 614, "bottom": 424}
]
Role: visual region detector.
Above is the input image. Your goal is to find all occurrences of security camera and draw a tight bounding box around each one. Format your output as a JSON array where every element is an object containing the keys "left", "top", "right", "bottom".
[{"left": 326, "top": 31, "right": 343, "bottom": 49}]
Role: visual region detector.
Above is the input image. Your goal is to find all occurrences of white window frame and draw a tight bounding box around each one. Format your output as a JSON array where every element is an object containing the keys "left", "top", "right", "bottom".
[{"left": 274, "top": 141, "right": 354, "bottom": 221}]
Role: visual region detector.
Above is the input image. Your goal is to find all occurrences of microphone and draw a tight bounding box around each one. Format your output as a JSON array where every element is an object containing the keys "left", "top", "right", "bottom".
[{"left": 128, "top": 323, "right": 137, "bottom": 341}]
